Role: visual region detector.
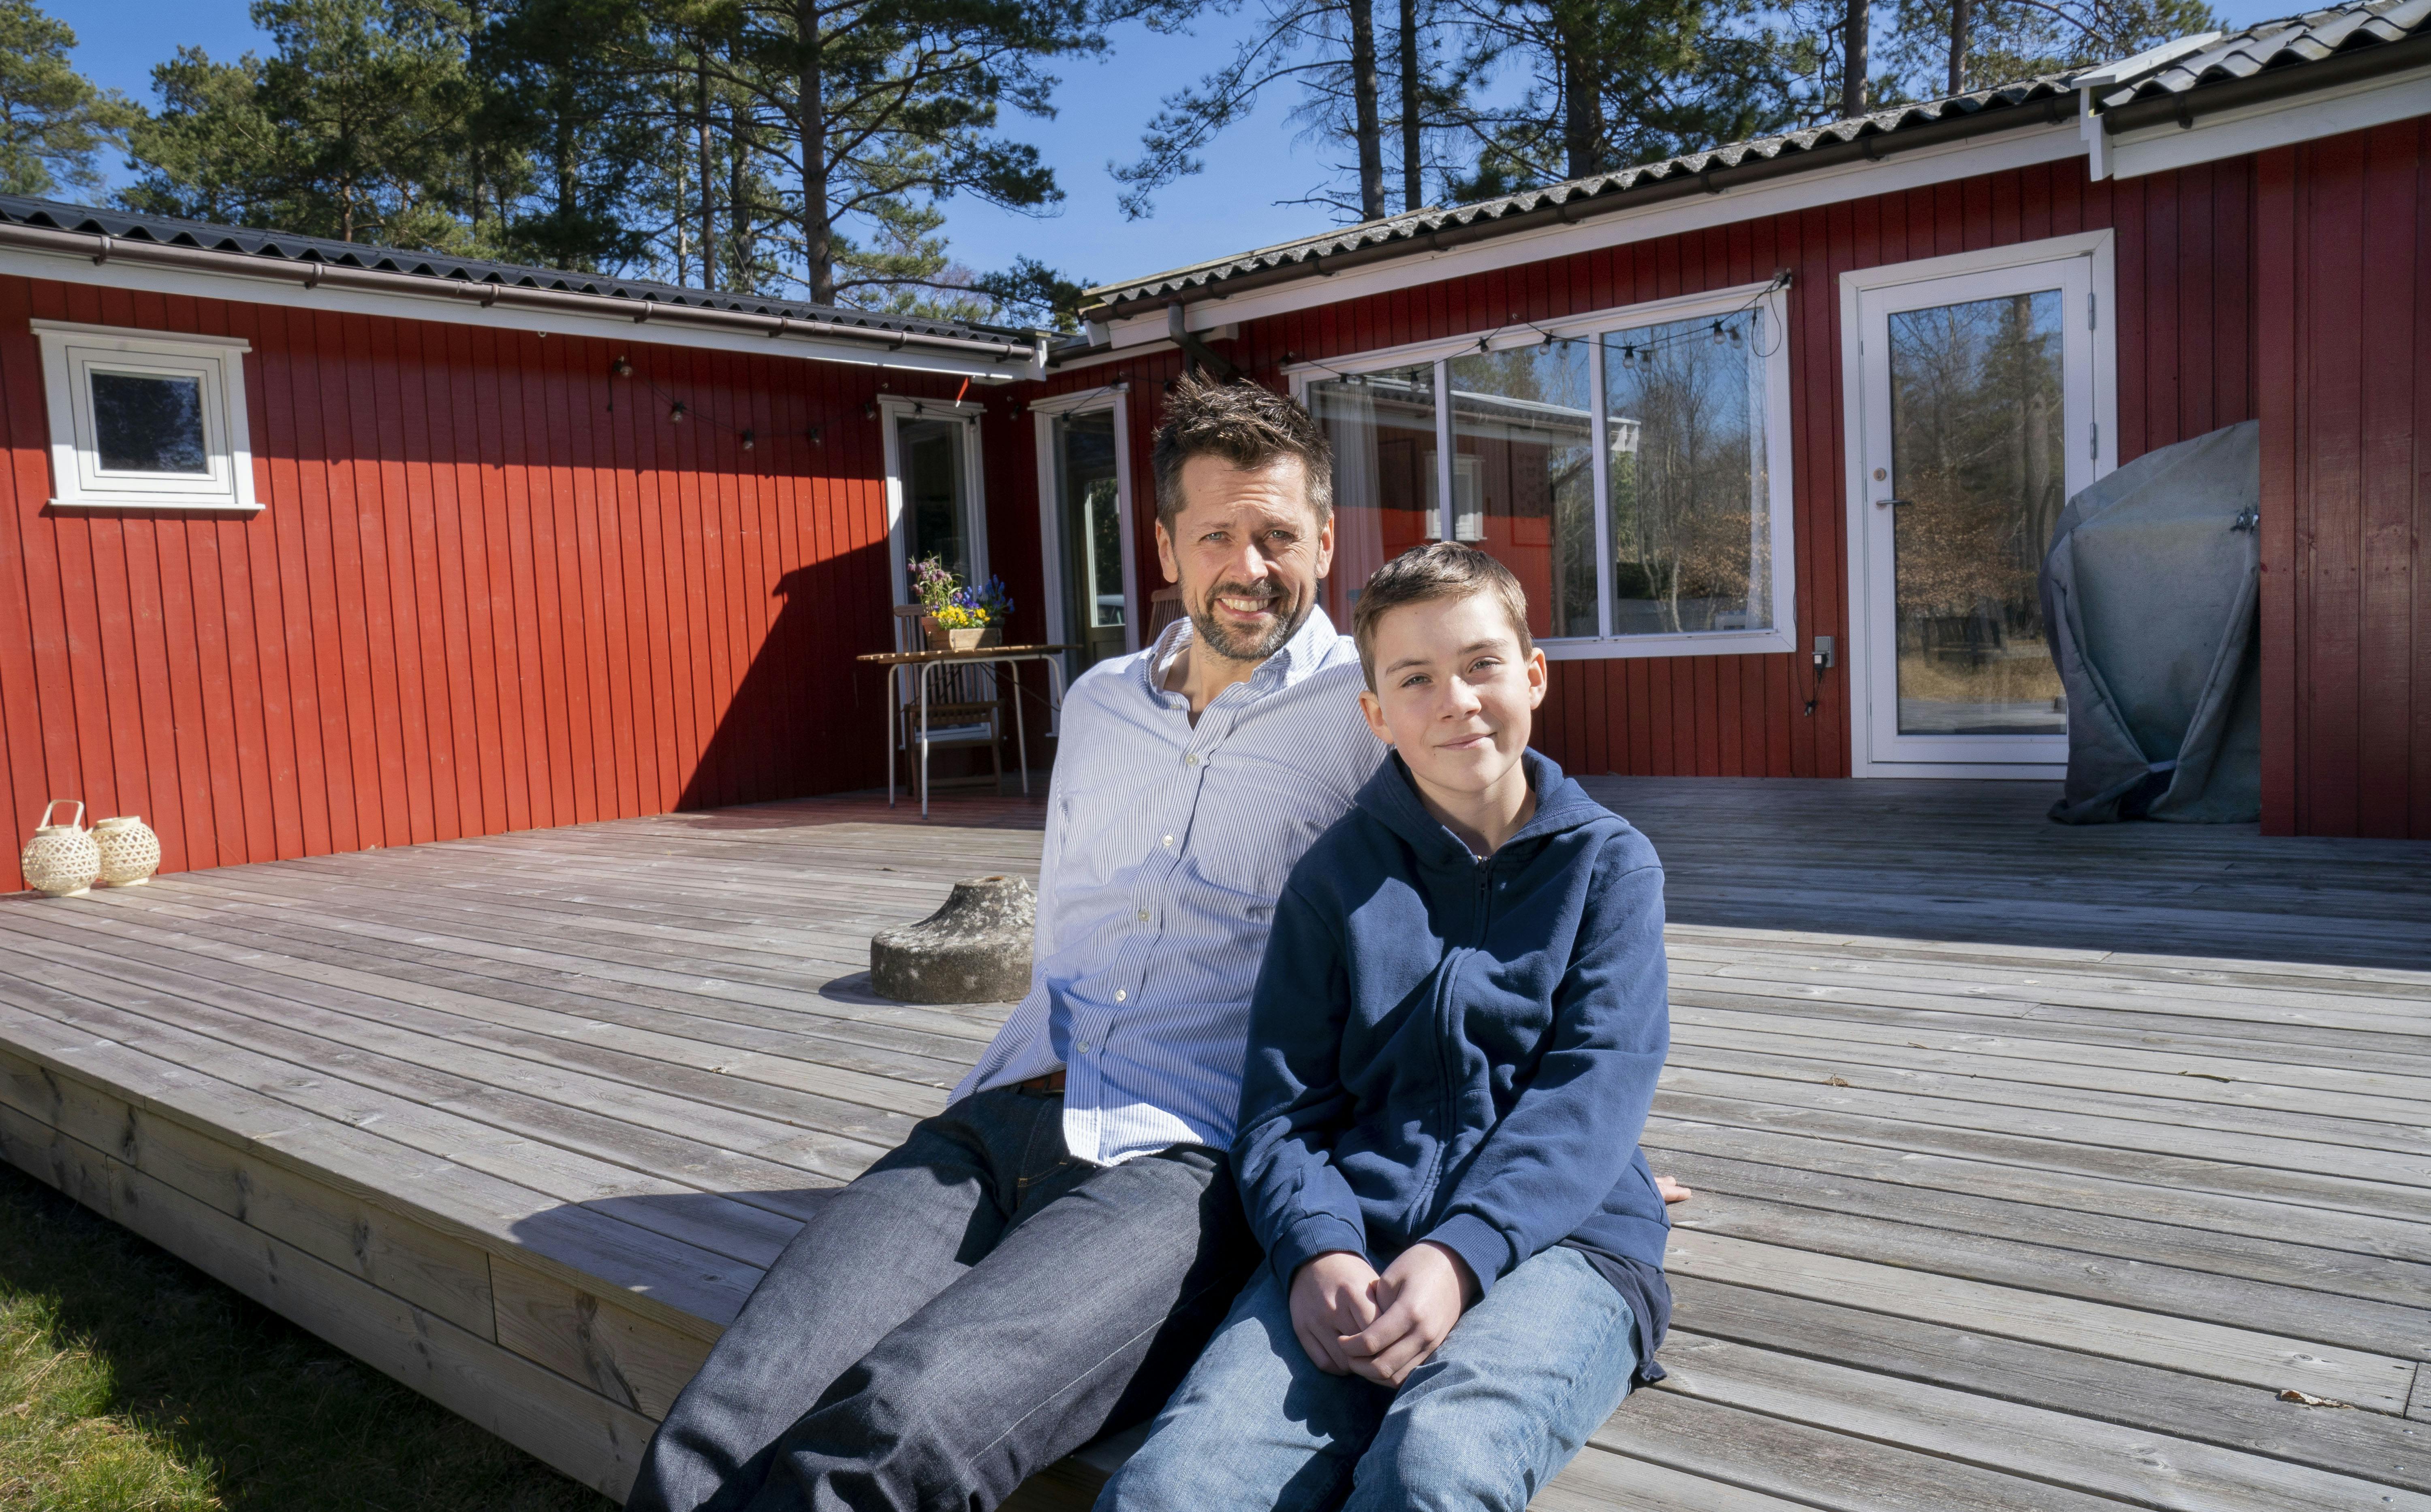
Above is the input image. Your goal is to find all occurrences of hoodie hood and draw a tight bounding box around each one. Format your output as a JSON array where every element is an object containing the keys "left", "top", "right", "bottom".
[{"left": 1356, "top": 746, "right": 1609, "bottom": 867}]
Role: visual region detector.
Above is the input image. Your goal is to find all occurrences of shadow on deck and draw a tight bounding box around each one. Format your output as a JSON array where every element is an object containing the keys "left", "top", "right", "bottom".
[{"left": 0, "top": 777, "right": 2423, "bottom": 1510}]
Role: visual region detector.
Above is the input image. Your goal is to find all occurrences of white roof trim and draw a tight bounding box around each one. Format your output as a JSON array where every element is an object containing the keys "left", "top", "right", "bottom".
[
  {"left": 2108, "top": 61, "right": 2431, "bottom": 179},
  {"left": 0, "top": 243, "right": 1026, "bottom": 382}
]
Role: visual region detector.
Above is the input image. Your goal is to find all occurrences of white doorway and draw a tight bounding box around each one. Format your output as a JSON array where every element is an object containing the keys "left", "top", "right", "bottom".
[
  {"left": 1839, "top": 234, "right": 2116, "bottom": 777},
  {"left": 1030, "top": 387, "right": 1141, "bottom": 683}
]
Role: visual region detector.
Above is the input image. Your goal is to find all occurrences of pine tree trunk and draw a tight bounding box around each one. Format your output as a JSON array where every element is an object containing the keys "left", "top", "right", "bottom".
[
  {"left": 1349, "top": 0, "right": 1385, "bottom": 221},
  {"left": 798, "top": 0, "right": 834, "bottom": 305},
  {"left": 1561, "top": 22, "right": 1600, "bottom": 182},
  {"left": 728, "top": 100, "right": 747, "bottom": 286},
  {"left": 698, "top": 51, "right": 719, "bottom": 291},
  {"left": 555, "top": 106, "right": 577, "bottom": 270},
  {"left": 1948, "top": 0, "right": 1970, "bottom": 94},
  {"left": 1397, "top": 0, "right": 1421, "bottom": 212},
  {"left": 1842, "top": 0, "right": 1869, "bottom": 117}
]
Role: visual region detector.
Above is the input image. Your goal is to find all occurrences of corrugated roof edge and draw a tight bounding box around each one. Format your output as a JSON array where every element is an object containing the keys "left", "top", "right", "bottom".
[
  {"left": 2096, "top": 0, "right": 2431, "bottom": 106},
  {"left": 1081, "top": 77, "right": 2075, "bottom": 311},
  {"left": 1081, "top": 0, "right": 2431, "bottom": 315},
  {"left": 0, "top": 192, "right": 1032, "bottom": 346}
]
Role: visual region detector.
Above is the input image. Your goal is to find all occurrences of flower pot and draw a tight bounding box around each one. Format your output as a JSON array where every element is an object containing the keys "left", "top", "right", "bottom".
[
  {"left": 923, "top": 618, "right": 1002, "bottom": 652},
  {"left": 93, "top": 815, "right": 162, "bottom": 886},
  {"left": 21, "top": 799, "right": 100, "bottom": 897}
]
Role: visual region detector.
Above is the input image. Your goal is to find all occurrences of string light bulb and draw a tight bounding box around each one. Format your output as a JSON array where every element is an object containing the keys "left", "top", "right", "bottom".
[
  {"left": 1711, "top": 321, "right": 1726, "bottom": 346},
  {"left": 740, "top": 428, "right": 755, "bottom": 451},
  {"left": 611, "top": 356, "right": 633, "bottom": 377},
  {"left": 669, "top": 401, "right": 687, "bottom": 423}
]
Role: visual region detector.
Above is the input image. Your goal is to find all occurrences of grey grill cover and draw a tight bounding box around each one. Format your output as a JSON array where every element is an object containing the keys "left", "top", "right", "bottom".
[{"left": 2040, "top": 420, "right": 2261, "bottom": 824}]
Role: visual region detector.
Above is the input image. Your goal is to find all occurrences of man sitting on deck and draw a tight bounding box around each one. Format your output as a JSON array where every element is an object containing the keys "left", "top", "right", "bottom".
[{"left": 626, "top": 376, "right": 1682, "bottom": 1512}]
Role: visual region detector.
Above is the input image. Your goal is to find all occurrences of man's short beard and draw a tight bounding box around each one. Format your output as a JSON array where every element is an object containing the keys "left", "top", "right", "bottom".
[{"left": 1188, "top": 580, "right": 1310, "bottom": 664}]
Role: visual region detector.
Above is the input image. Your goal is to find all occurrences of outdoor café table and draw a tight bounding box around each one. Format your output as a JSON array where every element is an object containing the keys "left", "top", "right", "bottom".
[{"left": 856, "top": 643, "right": 1072, "bottom": 818}]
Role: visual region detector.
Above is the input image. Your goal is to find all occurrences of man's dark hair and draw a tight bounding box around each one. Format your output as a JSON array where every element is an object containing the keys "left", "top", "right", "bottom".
[
  {"left": 1149, "top": 373, "right": 1334, "bottom": 530},
  {"left": 1351, "top": 542, "right": 1534, "bottom": 691}
]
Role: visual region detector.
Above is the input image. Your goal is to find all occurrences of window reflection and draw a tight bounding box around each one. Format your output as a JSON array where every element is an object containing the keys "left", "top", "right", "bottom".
[
  {"left": 1448, "top": 341, "right": 1598, "bottom": 640},
  {"left": 1887, "top": 292, "right": 2066, "bottom": 735},
  {"left": 1307, "top": 364, "right": 1439, "bottom": 624},
  {"left": 1601, "top": 312, "right": 1771, "bottom": 636},
  {"left": 92, "top": 370, "right": 209, "bottom": 475}
]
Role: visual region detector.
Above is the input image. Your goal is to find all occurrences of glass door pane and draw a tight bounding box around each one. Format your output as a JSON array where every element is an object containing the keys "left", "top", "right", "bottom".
[
  {"left": 1056, "top": 408, "right": 1127, "bottom": 671},
  {"left": 1886, "top": 291, "right": 2070, "bottom": 737},
  {"left": 900, "top": 417, "right": 972, "bottom": 581},
  {"left": 1307, "top": 364, "right": 1440, "bottom": 624},
  {"left": 1447, "top": 340, "right": 1598, "bottom": 640}
]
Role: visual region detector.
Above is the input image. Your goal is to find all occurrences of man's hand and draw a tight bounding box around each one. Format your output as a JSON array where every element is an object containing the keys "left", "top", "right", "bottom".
[
  {"left": 1340, "top": 1241, "right": 1475, "bottom": 1387},
  {"left": 1289, "top": 1252, "right": 1382, "bottom": 1375},
  {"left": 1657, "top": 1174, "right": 1694, "bottom": 1205}
]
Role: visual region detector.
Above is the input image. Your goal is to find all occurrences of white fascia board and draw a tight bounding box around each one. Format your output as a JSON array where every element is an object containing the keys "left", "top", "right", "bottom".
[
  {"left": 1108, "top": 120, "right": 2085, "bottom": 342},
  {"left": 2109, "top": 64, "right": 2431, "bottom": 179},
  {"left": 0, "top": 243, "right": 1024, "bottom": 383}
]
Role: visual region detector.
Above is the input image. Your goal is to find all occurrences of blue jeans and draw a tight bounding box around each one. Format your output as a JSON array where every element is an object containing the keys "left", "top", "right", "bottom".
[
  {"left": 1096, "top": 1245, "right": 1638, "bottom": 1512},
  {"left": 626, "top": 1086, "right": 1258, "bottom": 1512}
]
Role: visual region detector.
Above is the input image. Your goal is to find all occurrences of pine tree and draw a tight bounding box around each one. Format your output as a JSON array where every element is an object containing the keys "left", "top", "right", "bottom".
[
  {"left": 1446, "top": 0, "right": 1805, "bottom": 192},
  {"left": 1882, "top": 0, "right": 2217, "bottom": 97},
  {"left": 0, "top": 0, "right": 142, "bottom": 200},
  {"left": 1114, "top": 0, "right": 1455, "bottom": 224}
]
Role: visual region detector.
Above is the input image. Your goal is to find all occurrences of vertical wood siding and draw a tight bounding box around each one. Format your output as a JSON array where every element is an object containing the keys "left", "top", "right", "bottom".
[
  {"left": 0, "top": 273, "right": 976, "bottom": 891},
  {"left": 2258, "top": 120, "right": 2431, "bottom": 839},
  {"left": 1032, "top": 154, "right": 2263, "bottom": 783}
]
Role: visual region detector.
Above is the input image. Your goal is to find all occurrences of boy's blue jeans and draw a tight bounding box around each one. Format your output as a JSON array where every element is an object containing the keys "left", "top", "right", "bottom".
[{"left": 1096, "top": 1244, "right": 1638, "bottom": 1512}]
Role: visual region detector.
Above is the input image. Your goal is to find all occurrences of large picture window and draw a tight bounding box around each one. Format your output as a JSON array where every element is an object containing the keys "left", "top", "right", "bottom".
[
  {"left": 34, "top": 320, "right": 259, "bottom": 513},
  {"left": 1292, "top": 282, "right": 1793, "bottom": 658}
]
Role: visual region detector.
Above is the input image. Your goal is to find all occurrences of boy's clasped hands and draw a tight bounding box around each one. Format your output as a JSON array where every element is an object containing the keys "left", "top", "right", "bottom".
[{"left": 1289, "top": 1243, "right": 1479, "bottom": 1386}]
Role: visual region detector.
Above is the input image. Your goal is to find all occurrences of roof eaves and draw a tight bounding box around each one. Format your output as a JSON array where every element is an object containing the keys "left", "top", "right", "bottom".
[
  {"left": 0, "top": 194, "right": 1029, "bottom": 346},
  {"left": 1082, "top": 79, "right": 2072, "bottom": 312}
]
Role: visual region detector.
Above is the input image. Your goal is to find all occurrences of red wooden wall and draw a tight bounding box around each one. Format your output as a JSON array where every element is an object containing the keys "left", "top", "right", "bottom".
[
  {"left": 1033, "top": 152, "right": 2262, "bottom": 782},
  {"left": 0, "top": 272, "right": 986, "bottom": 891},
  {"left": 2257, "top": 119, "right": 2431, "bottom": 839}
]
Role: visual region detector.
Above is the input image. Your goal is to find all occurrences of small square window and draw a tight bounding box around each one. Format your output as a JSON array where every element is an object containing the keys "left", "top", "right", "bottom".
[{"left": 34, "top": 321, "right": 259, "bottom": 513}]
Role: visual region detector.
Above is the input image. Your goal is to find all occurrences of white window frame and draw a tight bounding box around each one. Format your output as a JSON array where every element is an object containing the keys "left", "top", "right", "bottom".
[
  {"left": 1030, "top": 384, "right": 1141, "bottom": 659},
  {"left": 1285, "top": 279, "right": 1795, "bottom": 660},
  {"left": 879, "top": 395, "right": 989, "bottom": 609},
  {"left": 33, "top": 320, "right": 260, "bottom": 513}
]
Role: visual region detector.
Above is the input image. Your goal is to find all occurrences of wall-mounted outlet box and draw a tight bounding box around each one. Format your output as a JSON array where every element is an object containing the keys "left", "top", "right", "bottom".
[{"left": 1812, "top": 635, "right": 1836, "bottom": 669}]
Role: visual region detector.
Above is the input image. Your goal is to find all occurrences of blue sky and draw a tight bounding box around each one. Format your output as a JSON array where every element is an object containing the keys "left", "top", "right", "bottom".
[{"left": 57, "top": 0, "right": 2296, "bottom": 293}]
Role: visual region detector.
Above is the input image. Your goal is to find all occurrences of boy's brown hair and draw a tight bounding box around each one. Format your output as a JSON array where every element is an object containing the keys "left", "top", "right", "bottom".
[
  {"left": 1350, "top": 542, "right": 1534, "bottom": 690},
  {"left": 1149, "top": 372, "right": 1334, "bottom": 530}
]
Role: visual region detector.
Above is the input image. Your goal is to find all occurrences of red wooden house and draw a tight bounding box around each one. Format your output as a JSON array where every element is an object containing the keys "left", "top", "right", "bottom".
[{"left": 4, "top": 0, "right": 2428, "bottom": 893}]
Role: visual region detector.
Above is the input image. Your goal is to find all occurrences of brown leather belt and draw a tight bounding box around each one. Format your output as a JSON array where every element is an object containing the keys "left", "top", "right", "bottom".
[{"left": 1014, "top": 1069, "right": 1067, "bottom": 1096}]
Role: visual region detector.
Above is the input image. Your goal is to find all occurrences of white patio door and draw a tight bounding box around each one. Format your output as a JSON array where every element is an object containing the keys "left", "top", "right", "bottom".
[{"left": 1849, "top": 246, "right": 2109, "bottom": 774}]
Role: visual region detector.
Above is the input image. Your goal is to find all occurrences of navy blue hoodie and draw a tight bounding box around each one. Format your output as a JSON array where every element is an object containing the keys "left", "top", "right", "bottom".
[{"left": 1233, "top": 747, "right": 1671, "bottom": 1368}]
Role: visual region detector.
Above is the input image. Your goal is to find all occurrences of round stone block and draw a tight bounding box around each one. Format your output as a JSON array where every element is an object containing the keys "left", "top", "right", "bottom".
[{"left": 871, "top": 874, "right": 1036, "bottom": 1004}]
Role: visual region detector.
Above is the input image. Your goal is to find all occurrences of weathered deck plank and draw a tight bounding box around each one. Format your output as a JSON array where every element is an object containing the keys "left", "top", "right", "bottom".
[{"left": 1, "top": 776, "right": 2426, "bottom": 1509}]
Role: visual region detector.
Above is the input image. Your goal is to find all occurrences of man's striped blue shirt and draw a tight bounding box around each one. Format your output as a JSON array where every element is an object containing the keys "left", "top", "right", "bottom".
[{"left": 953, "top": 606, "right": 1385, "bottom": 1166}]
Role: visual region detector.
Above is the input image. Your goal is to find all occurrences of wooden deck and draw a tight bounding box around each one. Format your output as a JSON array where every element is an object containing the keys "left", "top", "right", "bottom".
[{"left": 1, "top": 777, "right": 2426, "bottom": 1511}]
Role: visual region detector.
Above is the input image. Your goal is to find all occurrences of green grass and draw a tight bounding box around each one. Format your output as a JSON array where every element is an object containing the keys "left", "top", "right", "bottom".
[{"left": 0, "top": 1161, "right": 617, "bottom": 1512}]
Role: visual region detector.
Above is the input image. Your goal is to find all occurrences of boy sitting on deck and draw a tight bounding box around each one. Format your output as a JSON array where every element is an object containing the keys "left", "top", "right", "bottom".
[{"left": 1098, "top": 542, "right": 1674, "bottom": 1512}]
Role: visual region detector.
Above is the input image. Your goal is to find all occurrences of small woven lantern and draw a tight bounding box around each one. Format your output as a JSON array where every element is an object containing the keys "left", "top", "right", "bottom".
[
  {"left": 93, "top": 816, "right": 162, "bottom": 887},
  {"left": 21, "top": 800, "right": 100, "bottom": 898}
]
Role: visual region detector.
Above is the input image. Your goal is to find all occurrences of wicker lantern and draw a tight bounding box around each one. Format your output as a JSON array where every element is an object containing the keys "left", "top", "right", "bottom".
[
  {"left": 93, "top": 816, "right": 162, "bottom": 887},
  {"left": 20, "top": 800, "right": 100, "bottom": 897}
]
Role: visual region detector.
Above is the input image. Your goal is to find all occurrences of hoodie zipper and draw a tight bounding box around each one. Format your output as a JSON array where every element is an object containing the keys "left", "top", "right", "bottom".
[{"left": 1416, "top": 847, "right": 1496, "bottom": 1229}]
